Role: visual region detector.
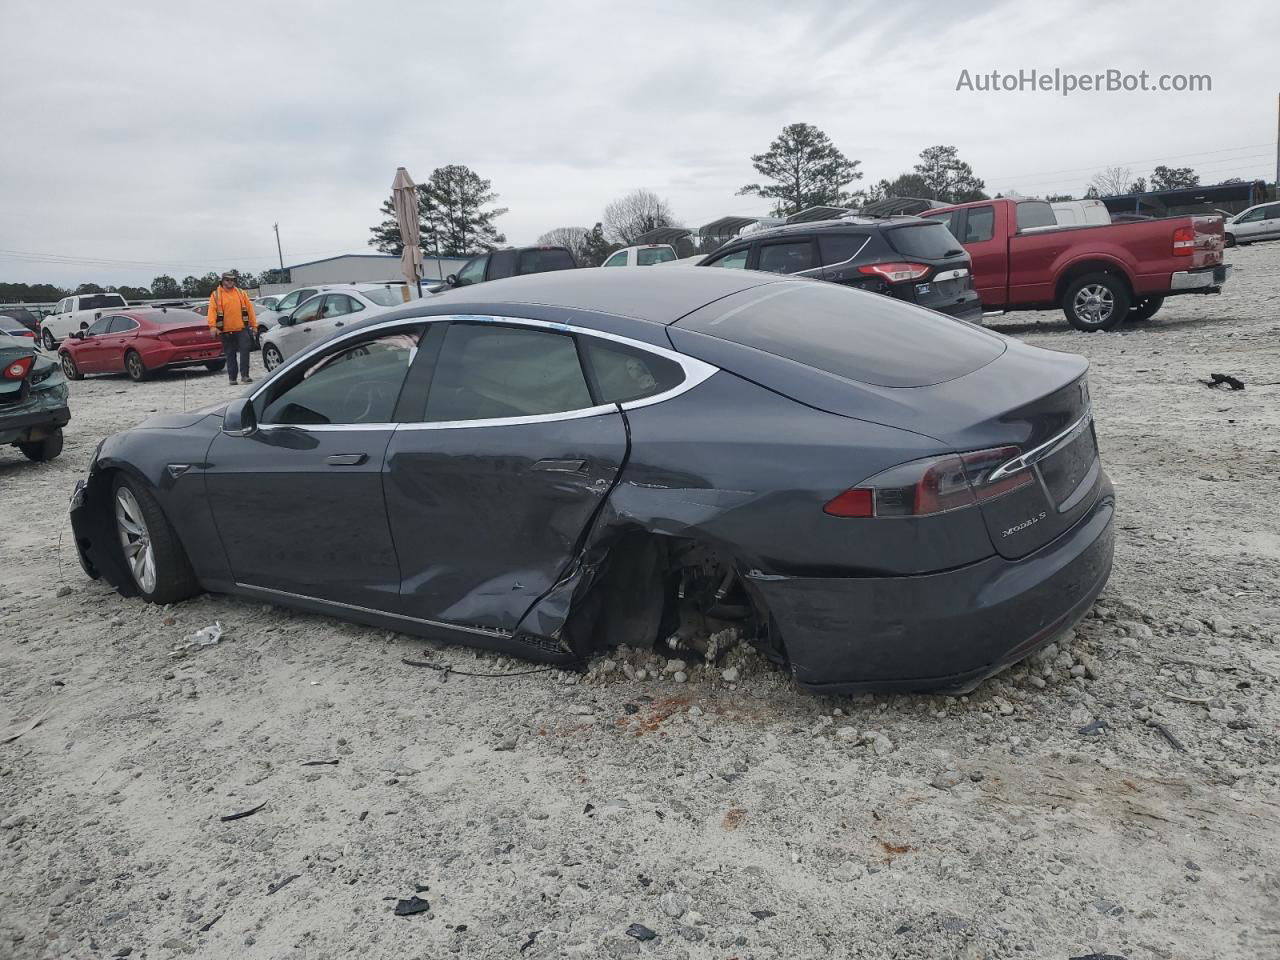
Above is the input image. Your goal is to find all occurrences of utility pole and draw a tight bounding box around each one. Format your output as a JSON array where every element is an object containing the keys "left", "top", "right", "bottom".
[
  {"left": 1274, "top": 92, "right": 1279, "bottom": 199},
  {"left": 273, "top": 223, "right": 285, "bottom": 274}
]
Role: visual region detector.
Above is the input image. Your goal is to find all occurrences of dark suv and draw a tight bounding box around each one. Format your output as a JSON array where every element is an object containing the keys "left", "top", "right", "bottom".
[
  {"left": 697, "top": 217, "right": 982, "bottom": 322},
  {"left": 441, "top": 246, "right": 577, "bottom": 290}
]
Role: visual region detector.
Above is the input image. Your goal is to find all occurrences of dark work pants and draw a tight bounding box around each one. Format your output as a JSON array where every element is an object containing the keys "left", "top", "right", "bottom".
[{"left": 222, "top": 329, "right": 252, "bottom": 382}]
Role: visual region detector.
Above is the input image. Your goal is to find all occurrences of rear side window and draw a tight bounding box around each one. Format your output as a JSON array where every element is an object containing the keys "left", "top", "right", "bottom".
[
  {"left": 1267, "top": 204, "right": 1280, "bottom": 219},
  {"left": 818, "top": 234, "right": 866, "bottom": 266},
  {"left": 884, "top": 222, "right": 963, "bottom": 259},
  {"left": 962, "top": 206, "right": 995, "bottom": 243},
  {"left": 705, "top": 248, "right": 748, "bottom": 269},
  {"left": 757, "top": 241, "right": 815, "bottom": 274},
  {"left": 637, "top": 247, "right": 675, "bottom": 265},
  {"left": 518, "top": 249, "right": 576, "bottom": 274},
  {"left": 106, "top": 316, "right": 137, "bottom": 333},
  {"left": 677, "top": 281, "right": 1003, "bottom": 388},
  {"left": 426, "top": 324, "right": 592, "bottom": 421},
  {"left": 1016, "top": 202, "right": 1055, "bottom": 231},
  {"left": 581, "top": 338, "right": 684, "bottom": 403}
]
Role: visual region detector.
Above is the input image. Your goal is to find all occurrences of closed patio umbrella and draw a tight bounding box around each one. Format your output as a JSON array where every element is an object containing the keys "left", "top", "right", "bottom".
[{"left": 392, "top": 166, "right": 424, "bottom": 300}]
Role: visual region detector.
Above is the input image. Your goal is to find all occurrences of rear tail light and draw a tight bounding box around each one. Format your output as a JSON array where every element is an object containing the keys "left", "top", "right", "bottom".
[
  {"left": 4, "top": 356, "right": 35, "bottom": 380},
  {"left": 824, "top": 446, "right": 1033, "bottom": 518},
  {"left": 857, "top": 262, "right": 931, "bottom": 283},
  {"left": 1172, "top": 226, "right": 1195, "bottom": 256}
]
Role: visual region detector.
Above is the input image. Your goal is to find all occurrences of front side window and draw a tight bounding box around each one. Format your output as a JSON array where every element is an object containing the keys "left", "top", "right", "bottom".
[
  {"left": 261, "top": 328, "right": 422, "bottom": 426},
  {"left": 1236, "top": 207, "right": 1264, "bottom": 223},
  {"left": 637, "top": 247, "right": 675, "bottom": 266},
  {"left": 85, "top": 316, "right": 112, "bottom": 336},
  {"left": 963, "top": 206, "right": 995, "bottom": 243},
  {"left": 582, "top": 338, "right": 684, "bottom": 404},
  {"left": 923, "top": 211, "right": 959, "bottom": 235},
  {"left": 1265, "top": 205, "right": 1280, "bottom": 219},
  {"left": 455, "top": 256, "right": 487, "bottom": 286},
  {"left": 425, "top": 324, "right": 592, "bottom": 422},
  {"left": 705, "top": 248, "right": 748, "bottom": 269},
  {"left": 290, "top": 296, "right": 324, "bottom": 324},
  {"left": 602, "top": 251, "right": 628, "bottom": 267},
  {"left": 757, "top": 241, "right": 815, "bottom": 275}
]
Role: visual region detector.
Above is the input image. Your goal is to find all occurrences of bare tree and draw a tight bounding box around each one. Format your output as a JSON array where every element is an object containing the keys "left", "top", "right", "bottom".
[
  {"left": 602, "top": 189, "right": 676, "bottom": 245},
  {"left": 536, "top": 226, "right": 591, "bottom": 263},
  {"left": 1089, "top": 165, "right": 1134, "bottom": 198}
]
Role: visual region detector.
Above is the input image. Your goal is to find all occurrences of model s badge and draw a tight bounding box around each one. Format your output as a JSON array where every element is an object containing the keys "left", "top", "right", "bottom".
[{"left": 1002, "top": 512, "right": 1047, "bottom": 537}]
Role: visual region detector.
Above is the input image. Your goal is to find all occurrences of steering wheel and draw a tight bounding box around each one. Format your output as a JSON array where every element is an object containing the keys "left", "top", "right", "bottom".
[{"left": 342, "top": 381, "right": 395, "bottom": 422}]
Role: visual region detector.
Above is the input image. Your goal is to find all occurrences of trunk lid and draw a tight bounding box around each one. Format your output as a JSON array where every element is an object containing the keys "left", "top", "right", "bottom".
[
  {"left": 1187, "top": 215, "right": 1224, "bottom": 269},
  {"left": 159, "top": 323, "right": 217, "bottom": 346}
]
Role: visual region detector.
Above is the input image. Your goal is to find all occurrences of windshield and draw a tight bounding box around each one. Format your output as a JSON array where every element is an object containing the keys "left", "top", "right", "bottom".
[
  {"left": 364, "top": 287, "right": 408, "bottom": 307},
  {"left": 637, "top": 247, "right": 676, "bottom": 265}
]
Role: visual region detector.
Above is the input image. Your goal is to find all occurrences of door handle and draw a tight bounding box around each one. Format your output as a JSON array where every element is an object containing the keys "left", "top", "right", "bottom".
[
  {"left": 334, "top": 321, "right": 344, "bottom": 327},
  {"left": 533, "top": 458, "right": 587, "bottom": 473},
  {"left": 326, "top": 453, "right": 368, "bottom": 466}
]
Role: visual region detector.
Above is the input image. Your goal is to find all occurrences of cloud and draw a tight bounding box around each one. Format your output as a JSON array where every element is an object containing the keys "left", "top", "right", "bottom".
[{"left": 0, "top": 0, "right": 1273, "bottom": 287}]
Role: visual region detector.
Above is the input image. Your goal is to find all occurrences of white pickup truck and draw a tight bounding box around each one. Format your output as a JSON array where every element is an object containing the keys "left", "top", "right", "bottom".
[{"left": 39, "top": 292, "right": 130, "bottom": 350}]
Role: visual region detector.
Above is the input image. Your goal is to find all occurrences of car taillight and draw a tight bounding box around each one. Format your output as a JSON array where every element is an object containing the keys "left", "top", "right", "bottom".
[
  {"left": 857, "top": 262, "right": 931, "bottom": 283},
  {"left": 1172, "top": 226, "right": 1195, "bottom": 256},
  {"left": 823, "top": 446, "right": 1033, "bottom": 518},
  {"left": 4, "top": 356, "right": 35, "bottom": 380}
]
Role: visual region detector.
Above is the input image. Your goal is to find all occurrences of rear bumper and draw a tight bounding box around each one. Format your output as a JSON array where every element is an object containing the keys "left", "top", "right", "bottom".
[
  {"left": 749, "top": 489, "right": 1115, "bottom": 695},
  {"left": 0, "top": 401, "right": 70, "bottom": 444},
  {"left": 146, "top": 342, "right": 224, "bottom": 368},
  {"left": 1167, "top": 263, "right": 1231, "bottom": 293}
]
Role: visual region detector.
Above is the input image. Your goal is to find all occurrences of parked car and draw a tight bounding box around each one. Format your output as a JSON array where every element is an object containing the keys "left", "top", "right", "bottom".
[
  {"left": 39, "top": 292, "right": 130, "bottom": 349},
  {"left": 436, "top": 246, "right": 577, "bottom": 290},
  {"left": 253, "top": 285, "right": 327, "bottom": 330},
  {"left": 69, "top": 268, "right": 1114, "bottom": 696},
  {"left": 2, "top": 337, "right": 69, "bottom": 462},
  {"left": 259, "top": 285, "right": 406, "bottom": 371},
  {"left": 698, "top": 217, "right": 983, "bottom": 322},
  {"left": 1050, "top": 199, "right": 1111, "bottom": 227},
  {"left": 922, "top": 197, "right": 1230, "bottom": 330},
  {"left": 1224, "top": 200, "right": 1280, "bottom": 247},
  {"left": 58, "top": 308, "right": 225, "bottom": 382},
  {"left": 254, "top": 294, "right": 285, "bottom": 311},
  {"left": 601, "top": 244, "right": 678, "bottom": 267},
  {"left": 0, "top": 316, "right": 38, "bottom": 341},
  {"left": 0, "top": 307, "right": 42, "bottom": 336}
]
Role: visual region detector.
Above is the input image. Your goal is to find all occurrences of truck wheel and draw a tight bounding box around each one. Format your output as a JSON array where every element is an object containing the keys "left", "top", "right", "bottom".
[
  {"left": 17, "top": 429, "right": 63, "bottom": 463},
  {"left": 1127, "top": 297, "right": 1165, "bottom": 322},
  {"left": 1063, "top": 273, "right": 1130, "bottom": 332},
  {"left": 125, "top": 350, "right": 149, "bottom": 382},
  {"left": 42, "top": 328, "right": 57, "bottom": 351},
  {"left": 1224, "top": 233, "right": 1236, "bottom": 248}
]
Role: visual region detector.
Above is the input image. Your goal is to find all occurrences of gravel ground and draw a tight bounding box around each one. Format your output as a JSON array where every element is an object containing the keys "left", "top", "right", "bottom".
[{"left": 2, "top": 245, "right": 1278, "bottom": 960}]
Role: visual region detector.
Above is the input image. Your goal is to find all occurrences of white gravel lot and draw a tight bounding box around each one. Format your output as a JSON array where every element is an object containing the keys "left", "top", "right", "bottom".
[{"left": 2, "top": 245, "right": 1278, "bottom": 960}]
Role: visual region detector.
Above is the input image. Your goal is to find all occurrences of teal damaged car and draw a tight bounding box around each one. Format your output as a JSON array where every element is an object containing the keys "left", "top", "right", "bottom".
[{"left": 1, "top": 341, "right": 70, "bottom": 461}]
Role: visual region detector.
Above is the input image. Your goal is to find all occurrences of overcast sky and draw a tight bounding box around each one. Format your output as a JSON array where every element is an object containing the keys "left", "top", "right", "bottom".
[{"left": 2, "top": 0, "right": 1276, "bottom": 288}]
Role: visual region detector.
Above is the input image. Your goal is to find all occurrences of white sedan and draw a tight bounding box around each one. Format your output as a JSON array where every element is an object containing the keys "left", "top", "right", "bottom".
[{"left": 259, "top": 285, "right": 409, "bottom": 371}]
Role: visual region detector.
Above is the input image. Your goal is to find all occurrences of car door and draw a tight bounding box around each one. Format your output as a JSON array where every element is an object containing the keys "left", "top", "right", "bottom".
[
  {"left": 203, "top": 324, "right": 426, "bottom": 609},
  {"left": 73, "top": 315, "right": 115, "bottom": 371},
  {"left": 953, "top": 205, "right": 1006, "bottom": 307},
  {"left": 48, "top": 298, "right": 73, "bottom": 340},
  {"left": 1232, "top": 206, "right": 1266, "bottom": 241},
  {"left": 1263, "top": 204, "right": 1280, "bottom": 240},
  {"left": 98, "top": 315, "right": 140, "bottom": 372},
  {"left": 274, "top": 294, "right": 326, "bottom": 359},
  {"left": 382, "top": 319, "right": 630, "bottom": 637}
]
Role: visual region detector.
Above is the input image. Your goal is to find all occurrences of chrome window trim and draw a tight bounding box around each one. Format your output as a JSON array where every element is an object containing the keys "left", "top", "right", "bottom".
[
  {"left": 235, "top": 582, "right": 514, "bottom": 639},
  {"left": 799, "top": 235, "right": 872, "bottom": 276},
  {"left": 250, "top": 312, "right": 720, "bottom": 429},
  {"left": 989, "top": 408, "right": 1094, "bottom": 482}
]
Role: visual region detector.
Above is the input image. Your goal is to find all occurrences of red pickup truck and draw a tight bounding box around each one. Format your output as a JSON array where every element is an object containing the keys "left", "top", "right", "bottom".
[{"left": 923, "top": 198, "right": 1230, "bottom": 331}]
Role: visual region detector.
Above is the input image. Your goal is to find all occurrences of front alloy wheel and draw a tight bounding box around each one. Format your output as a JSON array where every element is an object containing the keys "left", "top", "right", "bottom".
[
  {"left": 262, "top": 342, "right": 283, "bottom": 371},
  {"left": 115, "top": 486, "right": 157, "bottom": 594}
]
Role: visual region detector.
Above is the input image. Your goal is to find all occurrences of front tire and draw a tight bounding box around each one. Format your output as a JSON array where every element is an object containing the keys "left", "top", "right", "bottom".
[
  {"left": 125, "top": 350, "right": 149, "bottom": 382},
  {"left": 262, "top": 342, "right": 283, "bottom": 372},
  {"left": 110, "top": 474, "right": 199, "bottom": 604},
  {"left": 42, "top": 328, "right": 57, "bottom": 351},
  {"left": 205, "top": 359, "right": 227, "bottom": 373},
  {"left": 17, "top": 429, "right": 63, "bottom": 462},
  {"left": 1127, "top": 296, "right": 1165, "bottom": 322},
  {"left": 60, "top": 352, "right": 83, "bottom": 380},
  {"left": 1062, "top": 273, "right": 1130, "bottom": 332}
]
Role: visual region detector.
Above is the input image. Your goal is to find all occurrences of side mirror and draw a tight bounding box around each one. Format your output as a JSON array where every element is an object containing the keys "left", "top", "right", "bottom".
[
  {"left": 445, "top": 274, "right": 458, "bottom": 286},
  {"left": 72, "top": 331, "right": 85, "bottom": 340},
  {"left": 277, "top": 313, "right": 293, "bottom": 327},
  {"left": 222, "top": 397, "right": 258, "bottom": 436}
]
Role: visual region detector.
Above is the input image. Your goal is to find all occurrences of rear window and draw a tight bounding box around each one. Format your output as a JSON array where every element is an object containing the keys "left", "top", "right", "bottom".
[
  {"left": 364, "top": 287, "right": 407, "bottom": 307},
  {"left": 518, "top": 249, "right": 576, "bottom": 274},
  {"left": 883, "top": 222, "right": 963, "bottom": 260},
  {"left": 79, "top": 294, "right": 127, "bottom": 311},
  {"left": 0, "top": 317, "right": 26, "bottom": 332},
  {"left": 150, "top": 309, "right": 206, "bottom": 324},
  {"left": 637, "top": 247, "right": 676, "bottom": 265},
  {"left": 676, "top": 281, "right": 1004, "bottom": 388},
  {"left": 1016, "top": 201, "right": 1056, "bottom": 231}
]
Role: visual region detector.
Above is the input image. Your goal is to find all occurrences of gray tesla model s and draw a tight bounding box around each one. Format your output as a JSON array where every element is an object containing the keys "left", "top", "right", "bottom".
[{"left": 69, "top": 268, "right": 1114, "bottom": 695}]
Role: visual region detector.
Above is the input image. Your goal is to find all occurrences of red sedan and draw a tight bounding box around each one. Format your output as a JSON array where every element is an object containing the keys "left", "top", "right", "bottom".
[{"left": 58, "top": 308, "right": 225, "bottom": 382}]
